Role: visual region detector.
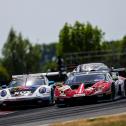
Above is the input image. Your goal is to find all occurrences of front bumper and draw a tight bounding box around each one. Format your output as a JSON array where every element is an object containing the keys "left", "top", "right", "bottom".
[
  {"left": 55, "top": 95, "right": 97, "bottom": 105},
  {"left": 55, "top": 92, "right": 112, "bottom": 105},
  {"left": 0, "top": 96, "right": 51, "bottom": 106}
]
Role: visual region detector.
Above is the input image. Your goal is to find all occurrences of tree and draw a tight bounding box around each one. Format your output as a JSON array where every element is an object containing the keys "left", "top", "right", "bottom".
[
  {"left": 0, "top": 65, "right": 10, "bottom": 86},
  {"left": 2, "top": 28, "right": 42, "bottom": 75},
  {"left": 40, "top": 43, "right": 57, "bottom": 72},
  {"left": 2, "top": 28, "right": 18, "bottom": 74},
  {"left": 57, "top": 23, "right": 72, "bottom": 56},
  {"left": 120, "top": 36, "right": 126, "bottom": 67},
  {"left": 57, "top": 21, "right": 104, "bottom": 56},
  {"left": 25, "top": 44, "right": 42, "bottom": 73}
]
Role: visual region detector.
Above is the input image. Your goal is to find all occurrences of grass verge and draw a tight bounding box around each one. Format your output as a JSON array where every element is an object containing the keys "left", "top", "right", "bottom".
[{"left": 50, "top": 113, "right": 126, "bottom": 126}]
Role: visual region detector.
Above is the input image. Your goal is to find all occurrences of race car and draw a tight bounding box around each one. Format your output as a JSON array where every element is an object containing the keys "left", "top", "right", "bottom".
[
  {"left": 0, "top": 73, "right": 55, "bottom": 107},
  {"left": 55, "top": 71, "right": 126, "bottom": 106},
  {"left": 72, "top": 62, "right": 126, "bottom": 77}
]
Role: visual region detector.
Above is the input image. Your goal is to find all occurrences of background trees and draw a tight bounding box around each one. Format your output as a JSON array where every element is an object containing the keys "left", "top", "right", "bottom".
[
  {"left": 57, "top": 21, "right": 104, "bottom": 56},
  {"left": 0, "top": 21, "right": 126, "bottom": 84},
  {"left": 2, "top": 28, "right": 42, "bottom": 75},
  {"left": 120, "top": 36, "right": 126, "bottom": 67}
]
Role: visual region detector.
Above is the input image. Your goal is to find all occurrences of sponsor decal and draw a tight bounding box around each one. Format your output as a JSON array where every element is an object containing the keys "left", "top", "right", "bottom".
[
  {"left": 10, "top": 86, "right": 35, "bottom": 96},
  {"left": 13, "top": 91, "right": 32, "bottom": 96},
  {"left": 74, "top": 94, "right": 85, "bottom": 97}
]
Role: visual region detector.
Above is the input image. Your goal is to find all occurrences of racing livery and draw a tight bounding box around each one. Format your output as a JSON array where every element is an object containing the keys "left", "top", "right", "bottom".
[
  {"left": 0, "top": 74, "right": 55, "bottom": 107},
  {"left": 55, "top": 71, "right": 126, "bottom": 106}
]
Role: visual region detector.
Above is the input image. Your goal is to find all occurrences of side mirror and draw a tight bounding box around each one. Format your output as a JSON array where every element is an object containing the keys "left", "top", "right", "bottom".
[
  {"left": 2, "top": 84, "right": 7, "bottom": 89},
  {"left": 49, "top": 81, "right": 55, "bottom": 86}
]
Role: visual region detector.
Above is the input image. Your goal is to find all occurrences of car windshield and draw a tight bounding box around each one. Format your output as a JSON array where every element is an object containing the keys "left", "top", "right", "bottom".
[
  {"left": 9, "top": 77, "right": 46, "bottom": 87},
  {"left": 65, "top": 74, "right": 105, "bottom": 85},
  {"left": 9, "top": 78, "right": 26, "bottom": 87},
  {"left": 26, "top": 78, "right": 45, "bottom": 86}
]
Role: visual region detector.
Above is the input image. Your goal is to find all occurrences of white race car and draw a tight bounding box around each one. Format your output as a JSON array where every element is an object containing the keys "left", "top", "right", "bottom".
[{"left": 0, "top": 73, "right": 55, "bottom": 107}]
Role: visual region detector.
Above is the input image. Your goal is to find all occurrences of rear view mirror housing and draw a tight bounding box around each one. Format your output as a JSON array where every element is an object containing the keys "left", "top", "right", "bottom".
[{"left": 49, "top": 81, "right": 55, "bottom": 86}]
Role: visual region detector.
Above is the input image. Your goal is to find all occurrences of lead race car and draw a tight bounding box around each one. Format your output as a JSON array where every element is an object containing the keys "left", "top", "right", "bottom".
[
  {"left": 55, "top": 71, "right": 126, "bottom": 106},
  {"left": 0, "top": 73, "right": 55, "bottom": 107}
]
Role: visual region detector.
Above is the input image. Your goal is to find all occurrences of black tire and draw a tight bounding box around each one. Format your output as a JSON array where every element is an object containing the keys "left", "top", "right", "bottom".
[
  {"left": 55, "top": 98, "right": 67, "bottom": 107},
  {"left": 0, "top": 103, "right": 8, "bottom": 110},
  {"left": 49, "top": 88, "right": 55, "bottom": 105},
  {"left": 56, "top": 103, "right": 67, "bottom": 108},
  {"left": 110, "top": 83, "right": 116, "bottom": 101},
  {"left": 124, "top": 81, "right": 126, "bottom": 97}
]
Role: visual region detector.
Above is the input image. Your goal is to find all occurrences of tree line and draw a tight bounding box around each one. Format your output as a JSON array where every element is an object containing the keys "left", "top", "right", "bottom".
[{"left": 0, "top": 21, "right": 126, "bottom": 84}]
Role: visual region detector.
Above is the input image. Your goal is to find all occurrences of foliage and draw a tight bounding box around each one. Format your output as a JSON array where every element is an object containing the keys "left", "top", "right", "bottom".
[
  {"left": 2, "top": 28, "right": 42, "bottom": 75},
  {"left": 0, "top": 65, "right": 10, "bottom": 85},
  {"left": 100, "top": 40, "right": 123, "bottom": 67},
  {"left": 40, "top": 43, "right": 57, "bottom": 72},
  {"left": 1, "top": 21, "right": 126, "bottom": 76},
  {"left": 41, "top": 43, "right": 57, "bottom": 64},
  {"left": 42, "top": 61, "right": 57, "bottom": 72},
  {"left": 120, "top": 36, "right": 126, "bottom": 67},
  {"left": 57, "top": 21, "right": 104, "bottom": 56}
]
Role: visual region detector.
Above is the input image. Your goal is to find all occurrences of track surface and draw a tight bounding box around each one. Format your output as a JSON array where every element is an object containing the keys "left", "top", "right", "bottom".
[{"left": 0, "top": 99, "right": 126, "bottom": 126}]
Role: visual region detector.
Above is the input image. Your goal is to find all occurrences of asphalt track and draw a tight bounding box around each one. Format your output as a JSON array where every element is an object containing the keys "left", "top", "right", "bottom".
[{"left": 0, "top": 98, "right": 126, "bottom": 126}]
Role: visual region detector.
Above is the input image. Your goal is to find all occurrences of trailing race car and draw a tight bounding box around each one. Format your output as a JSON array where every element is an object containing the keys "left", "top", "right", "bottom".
[
  {"left": 55, "top": 71, "right": 126, "bottom": 106},
  {"left": 0, "top": 73, "right": 55, "bottom": 107},
  {"left": 72, "top": 62, "right": 126, "bottom": 78}
]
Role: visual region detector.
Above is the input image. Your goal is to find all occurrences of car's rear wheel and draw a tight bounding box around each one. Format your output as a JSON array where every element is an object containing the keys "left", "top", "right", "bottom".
[
  {"left": 56, "top": 100, "right": 67, "bottom": 107},
  {"left": 110, "top": 83, "right": 116, "bottom": 101},
  {"left": 49, "top": 88, "right": 55, "bottom": 105},
  {"left": 124, "top": 81, "right": 126, "bottom": 97}
]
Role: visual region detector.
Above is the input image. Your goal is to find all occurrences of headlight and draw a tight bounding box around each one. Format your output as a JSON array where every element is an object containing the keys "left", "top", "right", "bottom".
[
  {"left": 0, "top": 90, "right": 7, "bottom": 97},
  {"left": 39, "top": 87, "right": 46, "bottom": 94}
]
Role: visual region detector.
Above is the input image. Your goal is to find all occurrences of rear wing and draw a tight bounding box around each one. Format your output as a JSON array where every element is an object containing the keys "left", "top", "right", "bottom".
[
  {"left": 45, "top": 71, "right": 67, "bottom": 82},
  {"left": 29, "top": 72, "right": 67, "bottom": 82}
]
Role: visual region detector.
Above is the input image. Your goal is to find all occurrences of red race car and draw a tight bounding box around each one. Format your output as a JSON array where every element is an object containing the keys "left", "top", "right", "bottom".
[{"left": 54, "top": 71, "right": 126, "bottom": 106}]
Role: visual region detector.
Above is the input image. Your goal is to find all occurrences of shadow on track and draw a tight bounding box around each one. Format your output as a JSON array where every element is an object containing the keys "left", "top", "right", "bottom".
[
  {"left": 56, "top": 97, "right": 125, "bottom": 108},
  {"left": 0, "top": 103, "right": 52, "bottom": 112}
]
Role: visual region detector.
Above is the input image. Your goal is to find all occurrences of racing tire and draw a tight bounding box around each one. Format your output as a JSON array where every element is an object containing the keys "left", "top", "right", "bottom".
[
  {"left": 124, "top": 81, "right": 126, "bottom": 97},
  {"left": 0, "top": 103, "right": 8, "bottom": 110},
  {"left": 49, "top": 88, "right": 55, "bottom": 106},
  {"left": 110, "top": 83, "right": 116, "bottom": 101},
  {"left": 56, "top": 103, "right": 67, "bottom": 108},
  {"left": 55, "top": 99, "right": 68, "bottom": 107}
]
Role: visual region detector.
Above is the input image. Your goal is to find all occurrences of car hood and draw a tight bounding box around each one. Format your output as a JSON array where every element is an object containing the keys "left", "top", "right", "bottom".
[
  {"left": 9, "top": 85, "right": 38, "bottom": 97},
  {"left": 55, "top": 80, "right": 111, "bottom": 97}
]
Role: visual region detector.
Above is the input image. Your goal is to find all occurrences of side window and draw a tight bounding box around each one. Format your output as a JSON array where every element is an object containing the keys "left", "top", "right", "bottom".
[
  {"left": 106, "top": 73, "right": 112, "bottom": 81},
  {"left": 44, "top": 76, "right": 49, "bottom": 85}
]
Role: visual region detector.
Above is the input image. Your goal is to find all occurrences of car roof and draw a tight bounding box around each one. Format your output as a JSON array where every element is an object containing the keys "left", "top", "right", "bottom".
[
  {"left": 74, "top": 63, "right": 109, "bottom": 72},
  {"left": 12, "top": 73, "right": 45, "bottom": 80}
]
